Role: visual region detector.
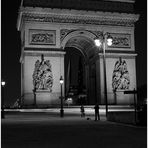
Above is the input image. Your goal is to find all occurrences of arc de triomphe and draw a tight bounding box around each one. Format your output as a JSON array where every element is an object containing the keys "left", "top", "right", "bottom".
[{"left": 17, "top": 1, "right": 139, "bottom": 107}]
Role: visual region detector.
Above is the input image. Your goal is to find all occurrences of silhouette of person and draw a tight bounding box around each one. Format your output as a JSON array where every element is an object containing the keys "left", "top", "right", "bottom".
[
  {"left": 94, "top": 104, "right": 100, "bottom": 121},
  {"left": 80, "top": 105, "right": 85, "bottom": 117}
]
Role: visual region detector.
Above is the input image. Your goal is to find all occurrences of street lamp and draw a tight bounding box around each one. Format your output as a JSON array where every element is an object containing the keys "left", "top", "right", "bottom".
[
  {"left": 60, "top": 76, "right": 64, "bottom": 117},
  {"left": 94, "top": 32, "right": 113, "bottom": 118},
  {"left": 1, "top": 80, "right": 6, "bottom": 119},
  {"left": 33, "top": 87, "right": 36, "bottom": 107}
]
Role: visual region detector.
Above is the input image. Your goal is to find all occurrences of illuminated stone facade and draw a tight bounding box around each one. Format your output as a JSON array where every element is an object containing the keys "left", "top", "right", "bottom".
[{"left": 17, "top": 0, "right": 139, "bottom": 106}]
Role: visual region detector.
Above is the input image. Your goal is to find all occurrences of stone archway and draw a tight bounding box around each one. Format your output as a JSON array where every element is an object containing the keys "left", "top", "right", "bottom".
[{"left": 61, "top": 30, "right": 99, "bottom": 105}]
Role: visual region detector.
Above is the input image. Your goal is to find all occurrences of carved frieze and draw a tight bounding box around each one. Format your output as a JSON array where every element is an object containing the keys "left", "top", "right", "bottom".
[
  {"left": 108, "top": 33, "right": 131, "bottom": 48},
  {"left": 22, "top": 13, "right": 135, "bottom": 27},
  {"left": 17, "top": 7, "right": 139, "bottom": 31},
  {"left": 29, "top": 29, "right": 56, "bottom": 45}
]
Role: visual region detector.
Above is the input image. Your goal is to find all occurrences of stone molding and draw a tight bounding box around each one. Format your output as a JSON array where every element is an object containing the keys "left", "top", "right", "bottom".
[
  {"left": 20, "top": 50, "right": 66, "bottom": 63},
  {"left": 98, "top": 53, "right": 137, "bottom": 58},
  {"left": 17, "top": 7, "right": 139, "bottom": 30},
  {"left": 24, "top": 50, "right": 66, "bottom": 55}
]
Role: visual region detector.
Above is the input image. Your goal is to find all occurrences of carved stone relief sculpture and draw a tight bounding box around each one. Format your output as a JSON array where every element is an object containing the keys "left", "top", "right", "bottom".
[
  {"left": 108, "top": 33, "right": 131, "bottom": 48},
  {"left": 112, "top": 57, "right": 130, "bottom": 91},
  {"left": 32, "top": 54, "right": 53, "bottom": 92},
  {"left": 29, "top": 29, "right": 56, "bottom": 45}
]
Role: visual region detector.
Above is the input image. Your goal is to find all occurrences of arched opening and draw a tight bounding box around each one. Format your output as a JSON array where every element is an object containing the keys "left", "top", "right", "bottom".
[
  {"left": 65, "top": 47, "right": 87, "bottom": 105},
  {"left": 64, "top": 35, "right": 98, "bottom": 105}
]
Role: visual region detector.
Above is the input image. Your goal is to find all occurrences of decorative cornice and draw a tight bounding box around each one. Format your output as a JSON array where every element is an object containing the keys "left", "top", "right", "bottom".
[{"left": 17, "top": 7, "right": 140, "bottom": 30}]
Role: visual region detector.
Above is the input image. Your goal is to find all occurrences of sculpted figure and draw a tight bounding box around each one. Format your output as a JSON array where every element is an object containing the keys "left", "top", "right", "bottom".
[{"left": 33, "top": 55, "right": 53, "bottom": 91}]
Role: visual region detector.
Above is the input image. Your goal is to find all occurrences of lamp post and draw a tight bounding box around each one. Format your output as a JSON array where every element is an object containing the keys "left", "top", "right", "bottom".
[
  {"left": 33, "top": 87, "right": 36, "bottom": 107},
  {"left": 1, "top": 80, "right": 6, "bottom": 119},
  {"left": 94, "top": 32, "right": 113, "bottom": 118},
  {"left": 60, "top": 76, "right": 64, "bottom": 117}
]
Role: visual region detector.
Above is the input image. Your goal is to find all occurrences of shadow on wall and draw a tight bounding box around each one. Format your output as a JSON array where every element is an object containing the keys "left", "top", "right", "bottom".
[{"left": 137, "top": 84, "right": 147, "bottom": 104}]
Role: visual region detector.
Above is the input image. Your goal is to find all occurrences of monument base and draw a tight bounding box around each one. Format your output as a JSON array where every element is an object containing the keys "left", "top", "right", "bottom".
[{"left": 35, "top": 90, "right": 60, "bottom": 105}]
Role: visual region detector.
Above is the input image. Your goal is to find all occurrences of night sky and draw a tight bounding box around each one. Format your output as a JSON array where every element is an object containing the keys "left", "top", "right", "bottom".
[
  {"left": 1, "top": 0, "right": 147, "bottom": 106},
  {"left": 2, "top": 0, "right": 21, "bottom": 105}
]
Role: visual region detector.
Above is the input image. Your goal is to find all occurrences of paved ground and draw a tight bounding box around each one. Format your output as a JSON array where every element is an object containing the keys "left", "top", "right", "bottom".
[{"left": 1, "top": 111, "right": 147, "bottom": 148}]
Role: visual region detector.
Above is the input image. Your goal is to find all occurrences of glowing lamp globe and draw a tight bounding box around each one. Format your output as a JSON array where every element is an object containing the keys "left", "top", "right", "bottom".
[
  {"left": 1, "top": 81, "right": 6, "bottom": 86},
  {"left": 107, "top": 38, "right": 113, "bottom": 46},
  {"left": 94, "top": 39, "right": 102, "bottom": 47},
  {"left": 60, "top": 76, "right": 64, "bottom": 84}
]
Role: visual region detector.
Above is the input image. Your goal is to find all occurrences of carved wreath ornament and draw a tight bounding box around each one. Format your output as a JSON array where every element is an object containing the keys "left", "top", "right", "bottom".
[
  {"left": 112, "top": 58, "right": 130, "bottom": 91},
  {"left": 32, "top": 55, "right": 53, "bottom": 92}
]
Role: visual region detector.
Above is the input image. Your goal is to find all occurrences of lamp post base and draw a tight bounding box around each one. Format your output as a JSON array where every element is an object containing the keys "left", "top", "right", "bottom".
[{"left": 60, "top": 109, "right": 64, "bottom": 117}]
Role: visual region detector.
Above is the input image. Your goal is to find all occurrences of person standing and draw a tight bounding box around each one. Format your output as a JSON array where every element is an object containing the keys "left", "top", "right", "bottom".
[
  {"left": 94, "top": 104, "right": 100, "bottom": 121},
  {"left": 80, "top": 105, "right": 85, "bottom": 117}
]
